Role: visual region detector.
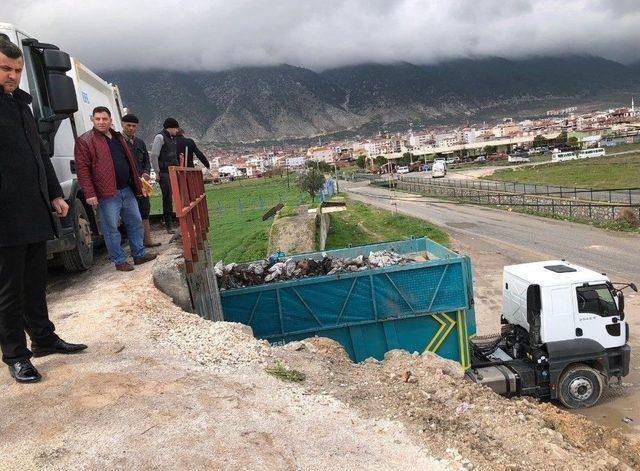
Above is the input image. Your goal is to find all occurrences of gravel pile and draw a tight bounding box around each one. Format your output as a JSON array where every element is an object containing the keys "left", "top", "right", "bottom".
[
  {"left": 135, "top": 289, "right": 272, "bottom": 373},
  {"left": 215, "top": 250, "right": 428, "bottom": 290}
]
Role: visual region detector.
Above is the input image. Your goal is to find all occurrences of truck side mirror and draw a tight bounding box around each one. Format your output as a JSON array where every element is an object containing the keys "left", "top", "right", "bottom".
[
  {"left": 618, "top": 292, "right": 625, "bottom": 320},
  {"left": 526, "top": 284, "right": 541, "bottom": 324},
  {"left": 42, "top": 49, "right": 78, "bottom": 116}
]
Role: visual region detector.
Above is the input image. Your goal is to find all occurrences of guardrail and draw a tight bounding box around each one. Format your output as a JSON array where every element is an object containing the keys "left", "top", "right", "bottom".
[
  {"left": 393, "top": 176, "right": 640, "bottom": 222},
  {"left": 169, "top": 165, "right": 223, "bottom": 321},
  {"left": 401, "top": 175, "right": 640, "bottom": 204}
]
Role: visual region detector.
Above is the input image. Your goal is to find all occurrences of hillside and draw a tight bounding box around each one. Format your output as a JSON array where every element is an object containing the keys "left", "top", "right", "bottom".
[{"left": 105, "top": 56, "right": 640, "bottom": 144}]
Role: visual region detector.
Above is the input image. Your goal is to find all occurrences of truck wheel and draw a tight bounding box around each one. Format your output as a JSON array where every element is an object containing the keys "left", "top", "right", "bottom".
[
  {"left": 61, "top": 198, "right": 94, "bottom": 272},
  {"left": 558, "top": 364, "right": 603, "bottom": 409}
]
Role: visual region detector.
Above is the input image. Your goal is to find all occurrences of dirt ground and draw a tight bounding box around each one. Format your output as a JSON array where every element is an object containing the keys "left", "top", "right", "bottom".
[
  {"left": 267, "top": 207, "right": 316, "bottom": 255},
  {"left": 2, "top": 231, "right": 639, "bottom": 469}
]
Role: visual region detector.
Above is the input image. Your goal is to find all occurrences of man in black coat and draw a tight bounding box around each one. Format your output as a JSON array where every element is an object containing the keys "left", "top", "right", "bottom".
[
  {"left": 0, "top": 38, "right": 86, "bottom": 383},
  {"left": 176, "top": 128, "right": 210, "bottom": 169},
  {"left": 121, "top": 113, "right": 160, "bottom": 247}
]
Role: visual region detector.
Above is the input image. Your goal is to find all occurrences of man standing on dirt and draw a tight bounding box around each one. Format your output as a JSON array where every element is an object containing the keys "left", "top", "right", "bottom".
[
  {"left": 150, "top": 118, "right": 180, "bottom": 232},
  {"left": 121, "top": 113, "right": 160, "bottom": 248},
  {"left": 74, "top": 107, "right": 157, "bottom": 271},
  {"left": 0, "top": 37, "right": 87, "bottom": 383}
]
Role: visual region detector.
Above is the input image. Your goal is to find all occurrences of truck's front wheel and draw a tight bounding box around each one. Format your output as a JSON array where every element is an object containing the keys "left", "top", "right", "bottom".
[
  {"left": 558, "top": 364, "right": 603, "bottom": 409},
  {"left": 61, "top": 198, "right": 94, "bottom": 271}
]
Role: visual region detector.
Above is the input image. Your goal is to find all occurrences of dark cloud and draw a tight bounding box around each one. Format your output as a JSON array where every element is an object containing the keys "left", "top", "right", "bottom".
[{"left": 1, "top": 0, "right": 639, "bottom": 71}]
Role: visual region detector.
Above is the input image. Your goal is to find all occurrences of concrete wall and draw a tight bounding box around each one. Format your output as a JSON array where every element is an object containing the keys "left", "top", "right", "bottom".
[{"left": 316, "top": 210, "right": 331, "bottom": 250}]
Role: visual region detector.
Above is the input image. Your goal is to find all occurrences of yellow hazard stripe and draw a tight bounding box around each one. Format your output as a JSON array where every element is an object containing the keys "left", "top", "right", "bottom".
[
  {"left": 431, "top": 312, "right": 456, "bottom": 354},
  {"left": 457, "top": 310, "right": 471, "bottom": 369},
  {"left": 425, "top": 313, "right": 446, "bottom": 352}
]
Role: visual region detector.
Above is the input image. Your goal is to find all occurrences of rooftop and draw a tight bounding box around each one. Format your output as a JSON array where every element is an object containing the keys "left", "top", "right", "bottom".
[{"left": 504, "top": 260, "right": 608, "bottom": 287}]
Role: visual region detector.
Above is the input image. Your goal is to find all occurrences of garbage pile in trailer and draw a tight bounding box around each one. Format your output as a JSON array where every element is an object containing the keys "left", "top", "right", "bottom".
[{"left": 215, "top": 250, "right": 429, "bottom": 290}]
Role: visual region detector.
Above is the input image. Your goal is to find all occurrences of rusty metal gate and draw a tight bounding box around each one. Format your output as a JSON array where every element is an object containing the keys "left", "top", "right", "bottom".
[{"left": 169, "top": 164, "right": 223, "bottom": 321}]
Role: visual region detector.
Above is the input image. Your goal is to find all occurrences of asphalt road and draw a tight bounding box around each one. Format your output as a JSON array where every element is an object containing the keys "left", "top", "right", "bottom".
[{"left": 344, "top": 181, "right": 640, "bottom": 281}]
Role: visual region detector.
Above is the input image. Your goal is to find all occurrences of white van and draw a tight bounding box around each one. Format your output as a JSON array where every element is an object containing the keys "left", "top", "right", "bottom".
[
  {"left": 432, "top": 160, "right": 447, "bottom": 178},
  {"left": 397, "top": 166, "right": 409, "bottom": 174}
]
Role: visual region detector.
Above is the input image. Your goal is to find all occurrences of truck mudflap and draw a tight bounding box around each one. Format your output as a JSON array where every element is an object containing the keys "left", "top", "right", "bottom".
[
  {"left": 608, "top": 344, "right": 631, "bottom": 377},
  {"left": 46, "top": 209, "right": 76, "bottom": 258}
]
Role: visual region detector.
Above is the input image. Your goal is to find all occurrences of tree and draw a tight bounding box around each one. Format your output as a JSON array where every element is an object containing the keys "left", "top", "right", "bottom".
[
  {"left": 356, "top": 155, "right": 366, "bottom": 169},
  {"left": 306, "top": 160, "right": 333, "bottom": 172},
  {"left": 553, "top": 130, "right": 568, "bottom": 148},
  {"left": 374, "top": 155, "right": 388, "bottom": 167},
  {"left": 532, "top": 135, "right": 548, "bottom": 148},
  {"left": 483, "top": 145, "right": 497, "bottom": 155},
  {"left": 567, "top": 136, "right": 579, "bottom": 147},
  {"left": 297, "top": 169, "right": 325, "bottom": 202}
]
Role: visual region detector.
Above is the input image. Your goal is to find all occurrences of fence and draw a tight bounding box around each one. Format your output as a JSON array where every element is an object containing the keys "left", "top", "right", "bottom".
[
  {"left": 393, "top": 177, "right": 640, "bottom": 222},
  {"left": 169, "top": 165, "right": 223, "bottom": 321},
  {"left": 400, "top": 175, "right": 640, "bottom": 204}
]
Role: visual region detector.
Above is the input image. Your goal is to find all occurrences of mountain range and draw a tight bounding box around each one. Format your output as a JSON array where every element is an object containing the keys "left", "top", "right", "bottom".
[{"left": 104, "top": 56, "right": 640, "bottom": 145}]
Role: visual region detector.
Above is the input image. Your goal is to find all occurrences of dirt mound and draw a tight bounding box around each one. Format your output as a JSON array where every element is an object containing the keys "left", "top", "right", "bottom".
[{"left": 273, "top": 339, "right": 639, "bottom": 470}]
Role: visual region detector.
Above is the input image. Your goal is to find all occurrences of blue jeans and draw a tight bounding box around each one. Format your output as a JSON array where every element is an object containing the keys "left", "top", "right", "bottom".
[{"left": 97, "top": 187, "right": 145, "bottom": 265}]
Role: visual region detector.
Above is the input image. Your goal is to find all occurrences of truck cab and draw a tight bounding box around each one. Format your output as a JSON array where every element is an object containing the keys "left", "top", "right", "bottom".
[
  {"left": 468, "top": 260, "right": 632, "bottom": 408},
  {"left": 1, "top": 22, "right": 125, "bottom": 271}
]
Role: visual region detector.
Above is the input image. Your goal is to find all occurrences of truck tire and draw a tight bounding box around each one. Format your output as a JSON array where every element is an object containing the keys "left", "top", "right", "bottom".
[
  {"left": 558, "top": 364, "right": 603, "bottom": 409},
  {"left": 61, "top": 198, "right": 94, "bottom": 272}
]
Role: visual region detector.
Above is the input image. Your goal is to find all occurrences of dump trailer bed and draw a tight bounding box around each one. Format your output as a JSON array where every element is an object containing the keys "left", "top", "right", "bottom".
[{"left": 221, "top": 238, "right": 476, "bottom": 365}]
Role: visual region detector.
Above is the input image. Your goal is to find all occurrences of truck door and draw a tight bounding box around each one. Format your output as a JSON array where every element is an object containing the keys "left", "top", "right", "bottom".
[
  {"left": 543, "top": 287, "right": 575, "bottom": 342},
  {"left": 572, "top": 283, "right": 625, "bottom": 349}
]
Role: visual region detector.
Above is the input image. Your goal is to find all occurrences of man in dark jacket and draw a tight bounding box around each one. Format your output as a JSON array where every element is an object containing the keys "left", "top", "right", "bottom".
[
  {"left": 0, "top": 38, "right": 87, "bottom": 383},
  {"left": 176, "top": 128, "right": 211, "bottom": 169},
  {"left": 121, "top": 113, "right": 160, "bottom": 247},
  {"left": 74, "top": 107, "right": 157, "bottom": 271},
  {"left": 150, "top": 118, "right": 180, "bottom": 232}
]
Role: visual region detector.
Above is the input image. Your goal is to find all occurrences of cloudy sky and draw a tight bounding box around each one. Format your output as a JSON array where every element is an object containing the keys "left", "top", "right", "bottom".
[{"left": 2, "top": 0, "right": 640, "bottom": 71}]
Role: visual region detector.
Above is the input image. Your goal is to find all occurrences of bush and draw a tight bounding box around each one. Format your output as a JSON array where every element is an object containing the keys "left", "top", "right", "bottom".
[{"left": 617, "top": 207, "right": 640, "bottom": 228}]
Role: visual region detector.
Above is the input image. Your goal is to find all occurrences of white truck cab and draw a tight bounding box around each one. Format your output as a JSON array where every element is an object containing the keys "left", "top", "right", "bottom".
[
  {"left": 503, "top": 261, "right": 625, "bottom": 349},
  {"left": 0, "top": 22, "right": 126, "bottom": 271},
  {"left": 467, "top": 259, "right": 633, "bottom": 409}
]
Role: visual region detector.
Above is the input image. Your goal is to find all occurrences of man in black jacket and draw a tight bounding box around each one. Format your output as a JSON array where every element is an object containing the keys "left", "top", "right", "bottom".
[
  {"left": 0, "top": 39, "right": 86, "bottom": 383},
  {"left": 176, "top": 128, "right": 211, "bottom": 169},
  {"left": 121, "top": 113, "right": 160, "bottom": 247},
  {"left": 150, "top": 118, "right": 179, "bottom": 232}
]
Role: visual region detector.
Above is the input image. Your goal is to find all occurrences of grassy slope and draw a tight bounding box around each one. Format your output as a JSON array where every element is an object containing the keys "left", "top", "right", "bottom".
[
  {"left": 151, "top": 178, "right": 449, "bottom": 261},
  {"left": 325, "top": 198, "right": 449, "bottom": 249},
  {"left": 151, "top": 176, "right": 312, "bottom": 262},
  {"left": 485, "top": 154, "right": 640, "bottom": 188}
]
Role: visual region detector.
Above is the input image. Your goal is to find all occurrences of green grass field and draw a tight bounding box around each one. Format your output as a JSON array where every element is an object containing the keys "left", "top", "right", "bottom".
[
  {"left": 485, "top": 154, "right": 640, "bottom": 188},
  {"left": 325, "top": 198, "right": 449, "bottom": 249},
  {"left": 151, "top": 176, "right": 313, "bottom": 262},
  {"left": 151, "top": 177, "right": 449, "bottom": 262}
]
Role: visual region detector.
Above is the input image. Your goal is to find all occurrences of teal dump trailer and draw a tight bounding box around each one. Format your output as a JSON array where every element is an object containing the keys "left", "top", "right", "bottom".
[{"left": 220, "top": 238, "right": 476, "bottom": 367}]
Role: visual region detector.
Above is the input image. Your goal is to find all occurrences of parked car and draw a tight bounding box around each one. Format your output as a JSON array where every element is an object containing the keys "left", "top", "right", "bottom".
[
  {"left": 474, "top": 156, "right": 486, "bottom": 163},
  {"left": 397, "top": 166, "right": 409, "bottom": 174}
]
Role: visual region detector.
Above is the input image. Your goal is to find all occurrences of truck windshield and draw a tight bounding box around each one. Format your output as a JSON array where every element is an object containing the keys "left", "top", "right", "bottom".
[{"left": 576, "top": 284, "right": 618, "bottom": 317}]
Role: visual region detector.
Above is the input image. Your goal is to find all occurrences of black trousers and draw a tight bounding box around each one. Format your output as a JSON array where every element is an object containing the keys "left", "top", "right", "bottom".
[
  {"left": 0, "top": 242, "right": 59, "bottom": 364},
  {"left": 136, "top": 195, "right": 151, "bottom": 220},
  {"left": 159, "top": 172, "right": 174, "bottom": 227}
]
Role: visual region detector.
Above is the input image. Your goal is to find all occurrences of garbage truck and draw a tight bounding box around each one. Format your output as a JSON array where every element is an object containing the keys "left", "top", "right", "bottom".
[
  {"left": 467, "top": 260, "right": 634, "bottom": 408},
  {"left": 0, "top": 22, "right": 126, "bottom": 271}
]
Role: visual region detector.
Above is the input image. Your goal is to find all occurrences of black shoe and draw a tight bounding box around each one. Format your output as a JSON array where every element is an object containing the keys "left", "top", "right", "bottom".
[
  {"left": 32, "top": 339, "right": 88, "bottom": 358},
  {"left": 8, "top": 360, "right": 41, "bottom": 383}
]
